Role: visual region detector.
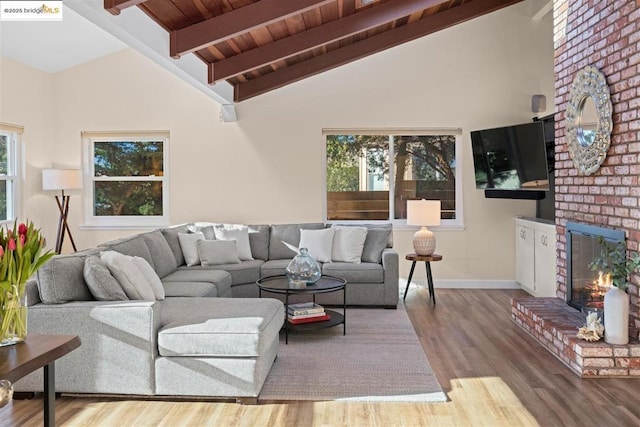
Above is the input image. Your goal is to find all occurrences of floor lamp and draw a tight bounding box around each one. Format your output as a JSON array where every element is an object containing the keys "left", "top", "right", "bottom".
[{"left": 42, "top": 169, "right": 81, "bottom": 254}]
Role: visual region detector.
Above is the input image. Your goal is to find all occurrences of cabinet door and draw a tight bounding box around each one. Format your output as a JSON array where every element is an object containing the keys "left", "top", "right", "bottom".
[
  {"left": 515, "top": 225, "right": 535, "bottom": 293},
  {"left": 534, "top": 229, "right": 556, "bottom": 297}
]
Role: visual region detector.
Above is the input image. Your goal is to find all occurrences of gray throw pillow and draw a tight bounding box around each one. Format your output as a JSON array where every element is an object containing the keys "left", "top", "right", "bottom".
[
  {"left": 361, "top": 228, "right": 392, "bottom": 263},
  {"left": 178, "top": 232, "right": 205, "bottom": 266},
  {"left": 83, "top": 256, "right": 129, "bottom": 301},
  {"left": 197, "top": 240, "right": 242, "bottom": 266},
  {"left": 100, "top": 251, "right": 156, "bottom": 301}
]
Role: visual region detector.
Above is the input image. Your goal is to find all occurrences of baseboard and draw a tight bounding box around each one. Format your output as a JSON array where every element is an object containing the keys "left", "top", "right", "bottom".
[{"left": 400, "top": 278, "right": 520, "bottom": 289}]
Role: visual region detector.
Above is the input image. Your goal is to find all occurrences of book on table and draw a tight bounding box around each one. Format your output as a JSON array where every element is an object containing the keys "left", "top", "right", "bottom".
[
  {"left": 287, "top": 302, "right": 325, "bottom": 316},
  {"left": 287, "top": 313, "right": 330, "bottom": 324}
]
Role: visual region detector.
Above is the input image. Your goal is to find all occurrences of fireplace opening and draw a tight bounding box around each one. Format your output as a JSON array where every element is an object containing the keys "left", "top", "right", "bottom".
[{"left": 566, "top": 222, "right": 625, "bottom": 311}]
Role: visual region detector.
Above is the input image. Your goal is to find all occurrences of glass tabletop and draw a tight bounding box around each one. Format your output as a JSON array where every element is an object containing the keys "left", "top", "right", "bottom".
[{"left": 256, "top": 275, "right": 346, "bottom": 294}]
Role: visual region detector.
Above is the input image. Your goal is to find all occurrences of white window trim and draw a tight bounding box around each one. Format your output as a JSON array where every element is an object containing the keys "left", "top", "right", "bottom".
[
  {"left": 322, "top": 128, "right": 464, "bottom": 230},
  {"left": 0, "top": 123, "right": 23, "bottom": 225},
  {"left": 81, "top": 131, "right": 170, "bottom": 229}
]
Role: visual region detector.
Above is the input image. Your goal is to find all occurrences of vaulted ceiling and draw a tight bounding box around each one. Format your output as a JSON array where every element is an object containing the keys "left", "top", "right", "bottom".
[{"left": 104, "top": 0, "right": 523, "bottom": 103}]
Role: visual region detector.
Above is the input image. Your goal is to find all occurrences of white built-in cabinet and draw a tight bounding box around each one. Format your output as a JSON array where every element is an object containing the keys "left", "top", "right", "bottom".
[{"left": 515, "top": 218, "right": 556, "bottom": 297}]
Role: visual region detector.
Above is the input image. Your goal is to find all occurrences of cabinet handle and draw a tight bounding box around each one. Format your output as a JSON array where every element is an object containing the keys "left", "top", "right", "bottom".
[
  {"left": 520, "top": 229, "right": 526, "bottom": 239},
  {"left": 541, "top": 234, "right": 547, "bottom": 247}
]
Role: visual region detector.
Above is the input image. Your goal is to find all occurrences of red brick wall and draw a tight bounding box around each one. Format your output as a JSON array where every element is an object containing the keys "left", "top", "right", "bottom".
[{"left": 554, "top": 0, "right": 640, "bottom": 338}]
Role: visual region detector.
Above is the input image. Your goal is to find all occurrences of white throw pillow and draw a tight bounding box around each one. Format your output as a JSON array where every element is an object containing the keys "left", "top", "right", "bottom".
[
  {"left": 131, "top": 256, "right": 165, "bottom": 300},
  {"left": 178, "top": 232, "right": 205, "bottom": 266},
  {"left": 197, "top": 240, "right": 242, "bottom": 266},
  {"left": 214, "top": 227, "right": 254, "bottom": 261},
  {"left": 100, "top": 251, "right": 156, "bottom": 301},
  {"left": 331, "top": 226, "right": 368, "bottom": 263},
  {"left": 299, "top": 228, "right": 335, "bottom": 263}
]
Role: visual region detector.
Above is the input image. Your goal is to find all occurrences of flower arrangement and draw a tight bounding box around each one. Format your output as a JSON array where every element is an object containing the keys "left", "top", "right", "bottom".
[
  {"left": 0, "top": 221, "right": 55, "bottom": 345},
  {"left": 589, "top": 236, "right": 640, "bottom": 291}
]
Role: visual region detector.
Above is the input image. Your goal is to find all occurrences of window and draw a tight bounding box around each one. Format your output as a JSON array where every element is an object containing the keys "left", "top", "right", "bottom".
[
  {"left": 325, "top": 129, "right": 462, "bottom": 226},
  {"left": 0, "top": 124, "right": 22, "bottom": 223},
  {"left": 82, "top": 132, "right": 169, "bottom": 228}
]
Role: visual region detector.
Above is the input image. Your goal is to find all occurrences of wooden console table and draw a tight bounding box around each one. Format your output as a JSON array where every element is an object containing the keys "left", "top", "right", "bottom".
[{"left": 0, "top": 334, "right": 81, "bottom": 426}]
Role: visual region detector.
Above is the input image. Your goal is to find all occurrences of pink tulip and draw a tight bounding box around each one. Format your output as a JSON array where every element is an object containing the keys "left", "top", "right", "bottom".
[
  {"left": 0, "top": 246, "right": 4, "bottom": 258},
  {"left": 8, "top": 238, "right": 15, "bottom": 251},
  {"left": 19, "top": 234, "right": 25, "bottom": 245},
  {"left": 18, "top": 223, "right": 27, "bottom": 236}
]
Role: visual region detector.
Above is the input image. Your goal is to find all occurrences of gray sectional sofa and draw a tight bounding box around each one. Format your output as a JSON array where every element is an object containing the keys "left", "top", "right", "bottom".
[{"left": 16, "top": 222, "right": 398, "bottom": 400}]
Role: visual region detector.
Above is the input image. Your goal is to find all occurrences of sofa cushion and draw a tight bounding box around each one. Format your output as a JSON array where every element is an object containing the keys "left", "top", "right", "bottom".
[
  {"left": 260, "top": 259, "right": 293, "bottom": 277},
  {"left": 336, "top": 223, "right": 393, "bottom": 263},
  {"left": 162, "top": 281, "right": 220, "bottom": 297},
  {"left": 197, "top": 240, "right": 241, "bottom": 266},
  {"left": 331, "top": 226, "right": 368, "bottom": 263},
  {"left": 322, "top": 262, "right": 384, "bottom": 283},
  {"left": 362, "top": 224, "right": 393, "bottom": 263},
  {"left": 178, "top": 232, "right": 205, "bottom": 266},
  {"left": 213, "top": 227, "right": 254, "bottom": 261},
  {"left": 191, "top": 260, "right": 264, "bottom": 286},
  {"left": 299, "top": 228, "right": 335, "bottom": 263},
  {"left": 83, "top": 256, "right": 128, "bottom": 301},
  {"left": 157, "top": 297, "right": 284, "bottom": 357},
  {"left": 269, "top": 223, "right": 325, "bottom": 260},
  {"left": 248, "top": 224, "right": 270, "bottom": 261},
  {"left": 161, "top": 225, "right": 189, "bottom": 266},
  {"left": 187, "top": 223, "right": 216, "bottom": 240},
  {"left": 141, "top": 231, "right": 178, "bottom": 278},
  {"left": 163, "top": 269, "right": 232, "bottom": 298},
  {"left": 131, "top": 256, "right": 165, "bottom": 300},
  {"left": 36, "top": 249, "right": 99, "bottom": 304},
  {"left": 100, "top": 235, "right": 155, "bottom": 270},
  {"left": 101, "top": 251, "right": 156, "bottom": 301}
]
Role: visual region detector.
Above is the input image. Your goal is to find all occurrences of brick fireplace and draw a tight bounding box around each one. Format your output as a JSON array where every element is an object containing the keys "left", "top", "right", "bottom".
[
  {"left": 554, "top": 0, "right": 640, "bottom": 338},
  {"left": 511, "top": 0, "right": 640, "bottom": 377}
]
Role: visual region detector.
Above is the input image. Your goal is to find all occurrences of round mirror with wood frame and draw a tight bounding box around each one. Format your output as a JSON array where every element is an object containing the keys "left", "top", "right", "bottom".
[{"left": 565, "top": 65, "right": 613, "bottom": 175}]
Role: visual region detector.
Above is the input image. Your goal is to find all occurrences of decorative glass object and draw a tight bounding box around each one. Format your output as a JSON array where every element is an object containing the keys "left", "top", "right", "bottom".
[
  {"left": 286, "top": 248, "right": 321, "bottom": 288},
  {"left": 0, "top": 287, "right": 27, "bottom": 346},
  {"left": 0, "top": 221, "right": 55, "bottom": 346}
]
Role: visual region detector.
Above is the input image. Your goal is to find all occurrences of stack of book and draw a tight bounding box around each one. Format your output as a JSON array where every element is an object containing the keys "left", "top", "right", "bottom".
[{"left": 287, "top": 302, "right": 330, "bottom": 324}]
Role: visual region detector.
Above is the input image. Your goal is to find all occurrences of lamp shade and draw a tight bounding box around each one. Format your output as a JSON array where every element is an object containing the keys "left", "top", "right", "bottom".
[
  {"left": 407, "top": 199, "right": 441, "bottom": 226},
  {"left": 42, "top": 169, "right": 82, "bottom": 191}
]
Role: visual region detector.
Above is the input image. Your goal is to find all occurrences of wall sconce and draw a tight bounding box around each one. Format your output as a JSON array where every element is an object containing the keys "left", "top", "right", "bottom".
[
  {"left": 531, "top": 94, "right": 546, "bottom": 114},
  {"left": 42, "top": 169, "right": 82, "bottom": 253},
  {"left": 407, "top": 199, "right": 441, "bottom": 256}
]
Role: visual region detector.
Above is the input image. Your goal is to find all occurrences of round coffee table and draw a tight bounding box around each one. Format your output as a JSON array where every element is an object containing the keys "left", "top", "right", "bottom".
[{"left": 256, "top": 275, "right": 347, "bottom": 344}]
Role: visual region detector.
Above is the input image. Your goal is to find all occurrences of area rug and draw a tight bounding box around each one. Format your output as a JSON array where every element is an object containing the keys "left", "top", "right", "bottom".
[{"left": 258, "top": 306, "right": 447, "bottom": 402}]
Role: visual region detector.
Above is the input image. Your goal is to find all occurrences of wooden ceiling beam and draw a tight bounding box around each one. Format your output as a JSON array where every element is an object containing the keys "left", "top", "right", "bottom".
[
  {"left": 170, "top": 0, "right": 334, "bottom": 59},
  {"left": 234, "top": 0, "right": 523, "bottom": 102},
  {"left": 209, "top": 0, "right": 449, "bottom": 83},
  {"left": 104, "top": 0, "right": 147, "bottom": 16}
]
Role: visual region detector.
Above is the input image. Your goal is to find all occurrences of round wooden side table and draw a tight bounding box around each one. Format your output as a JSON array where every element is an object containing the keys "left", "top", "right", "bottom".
[{"left": 403, "top": 253, "right": 443, "bottom": 304}]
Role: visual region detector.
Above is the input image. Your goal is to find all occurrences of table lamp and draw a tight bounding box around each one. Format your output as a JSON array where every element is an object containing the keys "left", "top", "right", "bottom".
[
  {"left": 42, "top": 169, "right": 82, "bottom": 253},
  {"left": 406, "top": 199, "right": 441, "bottom": 256}
]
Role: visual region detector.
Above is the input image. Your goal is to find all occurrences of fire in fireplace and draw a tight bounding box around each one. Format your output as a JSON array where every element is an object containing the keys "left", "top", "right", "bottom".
[{"left": 566, "top": 222, "right": 625, "bottom": 311}]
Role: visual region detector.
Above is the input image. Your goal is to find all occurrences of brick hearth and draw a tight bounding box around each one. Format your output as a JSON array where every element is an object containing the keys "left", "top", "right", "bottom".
[{"left": 511, "top": 297, "right": 640, "bottom": 377}]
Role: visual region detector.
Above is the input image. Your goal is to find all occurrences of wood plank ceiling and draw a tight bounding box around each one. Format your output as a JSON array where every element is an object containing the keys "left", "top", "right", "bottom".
[{"left": 105, "top": 0, "right": 523, "bottom": 102}]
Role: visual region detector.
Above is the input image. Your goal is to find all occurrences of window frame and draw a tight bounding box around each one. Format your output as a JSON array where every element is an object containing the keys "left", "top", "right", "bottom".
[
  {"left": 0, "top": 123, "right": 22, "bottom": 225},
  {"left": 323, "top": 128, "right": 464, "bottom": 229},
  {"left": 81, "top": 131, "right": 170, "bottom": 229}
]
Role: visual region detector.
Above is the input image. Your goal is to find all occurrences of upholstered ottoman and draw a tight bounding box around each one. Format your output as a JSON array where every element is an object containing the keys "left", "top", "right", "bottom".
[{"left": 155, "top": 297, "right": 284, "bottom": 398}]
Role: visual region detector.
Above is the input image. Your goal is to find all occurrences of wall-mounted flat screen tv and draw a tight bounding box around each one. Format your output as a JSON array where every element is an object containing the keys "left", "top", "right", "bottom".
[{"left": 471, "top": 121, "right": 550, "bottom": 193}]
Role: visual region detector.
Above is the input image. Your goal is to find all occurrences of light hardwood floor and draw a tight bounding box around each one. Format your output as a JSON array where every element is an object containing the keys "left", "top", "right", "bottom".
[{"left": 2, "top": 287, "right": 640, "bottom": 426}]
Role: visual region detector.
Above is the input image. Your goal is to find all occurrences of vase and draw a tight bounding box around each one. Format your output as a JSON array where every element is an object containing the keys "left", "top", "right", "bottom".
[
  {"left": 603, "top": 286, "right": 629, "bottom": 345},
  {"left": 0, "top": 286, "right": 27, "bottom": 347},
  {"left": 286, "top": 247, "right": 321, "bottom": 288}
]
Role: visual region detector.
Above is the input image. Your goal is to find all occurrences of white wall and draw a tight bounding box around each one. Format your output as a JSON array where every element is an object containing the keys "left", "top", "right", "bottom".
[{"left": 0, "top": 1, "right": 554, "bottom": 283}]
